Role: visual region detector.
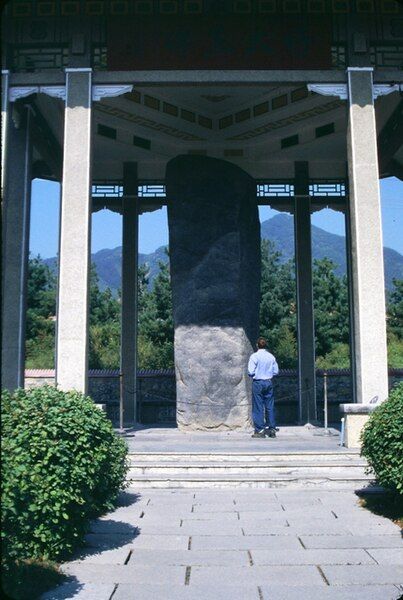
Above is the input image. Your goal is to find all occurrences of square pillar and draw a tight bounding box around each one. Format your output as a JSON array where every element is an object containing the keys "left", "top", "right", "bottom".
[
  {"left": 1, "top": 69, "right": 10, "bottom": 194},
  {"left": 346, "top": 67, "right": 388, "bottom": 405},
  {"left": 121, "top": 162, "right": 139, "bottom": 425},
  {"left": 294, "top": 161, "right": 317, "bottom": 424},
  {"left": 56, "top": 68, "right": 92, "bottom": 393},
  {"left": 1, "top": 104, "right": 32, "bottom": 390}
]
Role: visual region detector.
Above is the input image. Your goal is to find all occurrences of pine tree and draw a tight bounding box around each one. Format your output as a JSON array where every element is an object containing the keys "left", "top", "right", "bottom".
[
  {"left": 138, "top": 250, "right": 174, "bottom": 369},
  {"left": 312, "top": 257, "right": 349, "bottom": 358},
  {"left": 25, "top": 256, "right": 57, "bottom": 368},
  {"left": 259, "top": 239, "right": 297, "bottom": 367},
  {"left": 388, "top": 278, "right": 403, "bottom": 340}
]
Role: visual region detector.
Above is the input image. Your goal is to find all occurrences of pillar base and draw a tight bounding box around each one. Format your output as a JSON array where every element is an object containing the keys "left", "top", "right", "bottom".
[{"left": 340, "top": 403, "right": 378, "bottom": 448}]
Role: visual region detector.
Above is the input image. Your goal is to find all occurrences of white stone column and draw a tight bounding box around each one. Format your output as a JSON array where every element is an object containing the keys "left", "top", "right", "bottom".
[
  {"left": 347, "top": 67, "right": 388, "bottom": 404},
  {"left": 56, "top": 68, "right": 92, "bottom": 393},
  {"left": 1, "top": 104, "right": 32, "bottom": 390},
  {"left": 1, "top": 70, "right": 10, "bottom": 195},
  {"left": 121, "top": 162, "right": 139, "bottom": 425},
  {"left": 294, "top": 161, "right": 317, "bottom": 424}
]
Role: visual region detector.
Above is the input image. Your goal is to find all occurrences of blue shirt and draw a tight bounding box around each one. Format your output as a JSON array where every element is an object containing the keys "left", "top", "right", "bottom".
[{"left": 248, "top": 349, "right": 279, "bottom": 380}]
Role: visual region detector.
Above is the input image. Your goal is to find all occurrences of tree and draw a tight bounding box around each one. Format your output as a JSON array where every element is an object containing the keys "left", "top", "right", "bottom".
[
  {"left": 138, "top": 251, "right": 174, "bottom": 369},
  {"left": 386, "top": 278, "right": 403, "bottom": 369},
  {"left": 259, "top": 240, "right": 297, "bottom": 368},
  {"left": 312, "top": 257, "right": 349, "bottom": 359},
  {"left": 25, "top": 256, "right": 57, "bottom": 368},
  {"left": 388, "top": 278, "right": 403, "bottom": 340},
  {"left": 88, "top": 265, "right": 120, "bottom": 369}
]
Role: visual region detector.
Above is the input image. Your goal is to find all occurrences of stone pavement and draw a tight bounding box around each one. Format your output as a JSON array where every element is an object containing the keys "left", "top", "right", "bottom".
[
  {"left": 42, "top": 488, "right": 403, "bottom": 600},
  {"left": 122, "top": 425, "right": 346, "bottom": 454}
]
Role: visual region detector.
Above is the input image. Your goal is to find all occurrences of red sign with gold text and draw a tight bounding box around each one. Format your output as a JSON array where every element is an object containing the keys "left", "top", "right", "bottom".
[{"left": 107, "top": 15, "right": 333, "bottom": 70}]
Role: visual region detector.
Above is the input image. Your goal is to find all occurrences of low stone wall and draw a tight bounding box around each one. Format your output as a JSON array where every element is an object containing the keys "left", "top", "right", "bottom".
[{"left": 24, "top": 368, "right": 403, "bottom": 427}]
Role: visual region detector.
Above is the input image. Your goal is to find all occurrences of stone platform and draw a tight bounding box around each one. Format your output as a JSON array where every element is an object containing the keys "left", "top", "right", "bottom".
[{"left": 121, "top": 426, "right": 374, "bottom": 490}]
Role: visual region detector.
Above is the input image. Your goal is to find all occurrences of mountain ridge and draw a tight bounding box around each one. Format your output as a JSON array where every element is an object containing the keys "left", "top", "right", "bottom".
[{"left": 44, "top": 214, "right": 403, "bottom": 292}]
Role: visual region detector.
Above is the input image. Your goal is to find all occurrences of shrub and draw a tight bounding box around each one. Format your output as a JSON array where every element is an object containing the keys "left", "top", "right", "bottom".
[
  {"left": 361, "top": 383, "right": 403, "bottom": 495},
  {"left": 1, "top": 386, "right": 129, "bottom": 563}
]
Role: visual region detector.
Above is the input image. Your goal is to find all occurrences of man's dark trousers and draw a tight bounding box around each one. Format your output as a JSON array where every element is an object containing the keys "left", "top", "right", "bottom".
[{"left": 252, "top": 379, "right": 276, "bottom": 432}]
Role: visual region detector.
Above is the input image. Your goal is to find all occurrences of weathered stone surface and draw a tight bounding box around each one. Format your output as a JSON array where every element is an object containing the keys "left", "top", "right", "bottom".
[{"left": 166, "top": 155, "right": 260, "bottom": 431}]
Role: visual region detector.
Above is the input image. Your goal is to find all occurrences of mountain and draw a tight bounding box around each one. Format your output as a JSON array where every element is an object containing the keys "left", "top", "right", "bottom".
[
  {"left": 45, "top": 214, "right": 403, "bottom": 292},
  {"left": 261, "top": 214, "right": 403, "bottom": 288}
]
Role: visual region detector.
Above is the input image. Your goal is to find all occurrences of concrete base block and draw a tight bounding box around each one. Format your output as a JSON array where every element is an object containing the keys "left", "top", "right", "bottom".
[
  {"left": 344, "top": 414, "right": 370, "bottom": 448},
  {"left": 340, "top": 404, "right": 379, "bottom": 448}
]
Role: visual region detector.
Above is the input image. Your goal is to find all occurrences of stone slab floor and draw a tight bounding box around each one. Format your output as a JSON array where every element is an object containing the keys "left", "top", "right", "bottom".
[
  {"left": 122, "top": 426, "right": 347, "bottom": 454},
  {"left": 42, "top": 488, "right": 403, "bottom": 600}
]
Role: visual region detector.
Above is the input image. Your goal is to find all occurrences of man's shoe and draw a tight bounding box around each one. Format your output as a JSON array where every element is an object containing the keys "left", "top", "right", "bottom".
[
  {"left": 265, "top": 427, "right": 278, "bottom": 436},
  {"left": 267, "top": 428, "right": 276, "bottom": 438},
  {"left": 252, "top": 430, "right": 266, "bottom": 438}
]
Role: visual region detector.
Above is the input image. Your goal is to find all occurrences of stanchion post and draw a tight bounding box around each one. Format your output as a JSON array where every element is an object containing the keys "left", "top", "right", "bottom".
[
  {"left": 314, "top": 370, "right": 336, "bottom": 437},
  {"left": 323, "top": 370, "right": 329, "bottom": 433},
  {"left": 119, "top": 371, "right": 124, "bottom": 433}
]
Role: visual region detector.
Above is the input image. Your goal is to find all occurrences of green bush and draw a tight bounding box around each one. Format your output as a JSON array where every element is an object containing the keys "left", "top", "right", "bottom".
[
  {"left": 1, "top": 386, "right": 129, "bottom": 564},
  {"left": 361, "top": 383, "right": 403, "bottom": 495}
]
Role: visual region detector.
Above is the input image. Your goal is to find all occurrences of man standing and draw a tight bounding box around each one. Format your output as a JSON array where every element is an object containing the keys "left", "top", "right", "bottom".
[{"left": 248, "top": 337, "right": 279, "bottom": 438}]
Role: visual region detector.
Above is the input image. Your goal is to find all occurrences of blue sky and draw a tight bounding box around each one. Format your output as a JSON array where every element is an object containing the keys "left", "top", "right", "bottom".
[{"left": 29, "top": 177, "right": 403, "bottom": 258}]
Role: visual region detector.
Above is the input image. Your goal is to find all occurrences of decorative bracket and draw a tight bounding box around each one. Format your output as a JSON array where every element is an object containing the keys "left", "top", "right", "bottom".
[
  {"left": 373, "top": 84, "right": 400, "bottom": 99},
  {"left": 307, "top": 84, "right": 348, "bottom": 100},
  {"left": 92, "top": 84, "right": 133, "bottom": 102},
  {"left": 9, "top": 87, "right": 38, "bottom": 102},
  {"left": 9, "top": 84, "right": 133, "bottom": 103},
  {"left": 9, "top": 85, "right": 67, "bottom": 102},
  {"left": 39, "top": 86, "right": 66, "bottom": 100},
  {"left": 308, "top": 83, "right": 401, "bottom": 102}
]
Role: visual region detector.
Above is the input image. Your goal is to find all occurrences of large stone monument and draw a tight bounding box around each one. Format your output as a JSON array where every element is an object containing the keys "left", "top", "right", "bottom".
[{"left": 166, "top": 155, "right": 261, "bottom": 431}]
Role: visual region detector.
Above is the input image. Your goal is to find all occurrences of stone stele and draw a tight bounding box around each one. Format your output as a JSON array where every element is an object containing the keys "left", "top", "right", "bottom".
[{"left": 166, "top": 155, "right": 261, "bottom": 431}]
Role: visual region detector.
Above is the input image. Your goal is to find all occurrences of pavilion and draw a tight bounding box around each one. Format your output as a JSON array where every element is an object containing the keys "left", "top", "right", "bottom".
[{"left": 2, "top": 0, "right": 403, "bottom": 434}]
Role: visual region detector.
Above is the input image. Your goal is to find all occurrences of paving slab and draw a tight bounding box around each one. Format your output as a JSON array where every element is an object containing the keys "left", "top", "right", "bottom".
[
  {"left": 61, "top": 564, "right": 186, "bottom": 585},
  {"left": 259, "top": 584, "right": 402, "bottom": 600},
  {"left": 345, "top": 522, "right": 401, "bottom": 535},
  {"left": 130, "top": 534, "right": 190, "bottom": 550},
  {"left": 250, "top": 548, "right": 375, "bottom": 565},
  {"left": 238, "top": 513, "right": 292, "bottom": 524},
  {"left": 67, "top": 546, "right": 132, "bottom": 565},
  {"left": 364, "top": 548, "right": 403, "bottom": 565},
  {"left": 129, "top": 548, "right": 249, "bottom": 566},
  {"left": 242, "top": 523, "right": 352, "bottom": 535},
  {"left": 98, "top": 508, "right": 145, "bottom": 521},
  {"left": 300, "top": 534, "right": 403, "bottom": 549},
  {"left": 192, "top": 503, "right": 239, "bottom": 512},
  {"left": 279, "top": 506, "right": 336, "bottom": 516},
  {"left": 232, "top": 503, "right": 286, "bottom": 512},
  {"left": 179, "top": 512, "right": 240, "bottom": 521},
  {"left": 41, "top": 581, "right": 115, "bottom": 600},
  {"left": 321, "top": 564, "right": 403, "bottom": 585},
  {"left": 178, "top": 520, "right": 244, "bottom": 535},
  {"left": 113, "top": 583, "right": 260, "bottom": 600},
  {"left": 191, "top": 534, "right": 303, "bottom": 551},
  {"left": 89, "top": 520, "right": 139, "bottom": 535},
  {"left": 189, "top": 565, "right": 326, "bottom": 586},
  {"left": 131, "top": 523, "right": 186, "bottom": 535},
  {"left": 84, "top": 533, "right": 137, "bottom": 549}
]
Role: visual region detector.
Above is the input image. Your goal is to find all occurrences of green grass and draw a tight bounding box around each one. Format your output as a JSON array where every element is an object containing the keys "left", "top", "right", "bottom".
[{"left": 1, "top": 559, "right": 66, "bottom": 600}]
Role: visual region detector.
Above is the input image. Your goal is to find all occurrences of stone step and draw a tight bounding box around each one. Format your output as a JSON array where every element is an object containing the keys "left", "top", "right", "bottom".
[
  {"left": 128, "top": 452, "right": 362, "bottom": 464},
  {"left": 126, "top": 472, "right": 374, "bottom": 490},
  {"left": 128, "top": 464, "right": 367, "bottom": 476},
  {"left": 125, "top": 450, "right": 370, "bottom": 489}
]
